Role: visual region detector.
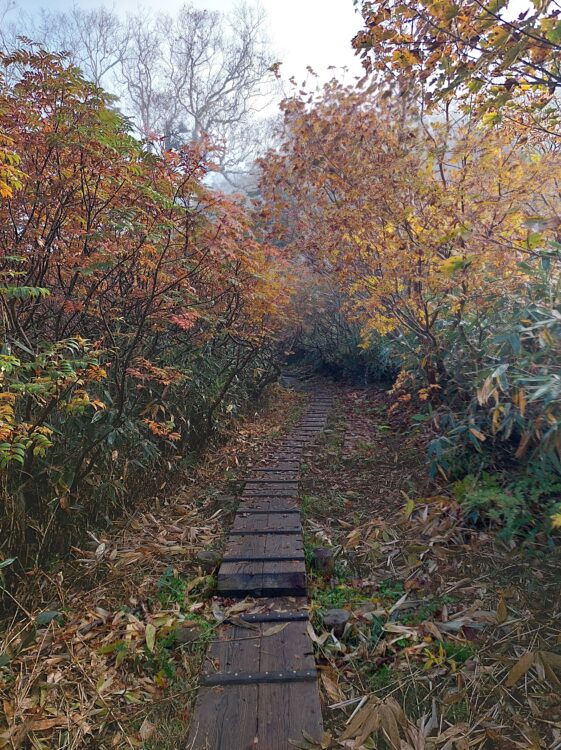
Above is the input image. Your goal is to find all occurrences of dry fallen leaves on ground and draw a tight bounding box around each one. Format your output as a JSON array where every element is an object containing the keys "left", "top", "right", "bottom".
[
  {"left": 0, "top": 385, "right": 304, "bottom": 749},
  {"left": 302, "top": 387, "right": 561, "bottom": 750}
]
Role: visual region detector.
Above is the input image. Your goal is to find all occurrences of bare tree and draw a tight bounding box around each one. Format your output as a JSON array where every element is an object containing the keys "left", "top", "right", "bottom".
[
  {"left": 1, "top": 4, "right": 125, "bottom": 88},
  {"left": 2, "top": 1, "right": 277, "bottom": 186},
  {"left": 120, "top": 3, "right": 277, "bottom": 178}
]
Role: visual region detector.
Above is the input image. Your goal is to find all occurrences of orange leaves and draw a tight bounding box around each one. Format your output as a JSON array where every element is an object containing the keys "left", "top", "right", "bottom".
[
  {"left": 142, "top": 419, "right": 181, "bottom": 441},
  {"left": 169, "top": 311, "right": 201, "bottom": 331},
  {"left": 353, "top": 0, "right": 561, "bottom": 121},
  {"left": 260, "top": 78, "right": 560, "bottom": 393}
]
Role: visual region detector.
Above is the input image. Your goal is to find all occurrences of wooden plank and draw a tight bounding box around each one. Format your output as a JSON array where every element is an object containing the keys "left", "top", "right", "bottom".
[
  {"left": 229, "top": 529, "right": 301, "bottom": 536},
  {"left": 236, "top": 508, "right": 300, "bottom": 515},
  {"left": 204, "top": 623, "right": 261, "bottom": 678},
  {"left": 187, "top": 623, "right": 260, "bottom": 749},
  {"left": 250, "top": 461, "right": 300, "bottom": 468},
  {"left": 223, "top": 556, "right": 305, "bottom": 563},
  {"left": 258, "top": 682, "right": 323, "bottom": 748},
  {"left": 232, "top": 513, "right": 302, "bottom": 533},
  {"left": 223, "top": 533, "right": 304, "bottom": 563},
  {"left": 203, "top": 669, "right": 316, "bottom": 686},
  {"left": 186, "top": 684, "right": 258, "bottom": 749},
  {"left": 248, "top": 471, "right": 299, "bottom": 480},
  {"left": 259, "top": 620, "right": 315, "bottom": 671},
  {"left": 238, "top": 498, "right": 293, "bottom": 509},
  {"left": 237, "top": 497, "right": 300, "bottom": 511},
  {"left": 241, "top": 611, "right": 308, "bottom": 623},
  {"left": 224, "top": 532, "right": 266, "bottom": 557},
  {"left": 217, "top": 560, "right": 306, "bottom": 597},
  {"left": 186, "top": 390, "right": 330, "bottom": 749},
  {"left": 203, "top": 621, "right": 315, "bottom": 673},
  {"left": 248, "top": 468, "right": 300, "bottom": 474},
  {"left": 254, "top": 560, "right": 306, "bottom": 596},
  {"left": 264, "top": 531, "right": 304, "bottom": 557},
  {"left": 241, "top": 489, "right": 299, "bottom": 498},
  {"left": 245, "top": 477, "right": 299, "bottom": 489}
]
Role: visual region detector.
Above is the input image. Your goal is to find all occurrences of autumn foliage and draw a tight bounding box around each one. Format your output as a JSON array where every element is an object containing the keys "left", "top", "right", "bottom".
[
  {"left": 0, "top": 50, "right": 291, "bottom": 564},
  {"left": 260, "top": 71, "right": 561, "bottom": 532}
]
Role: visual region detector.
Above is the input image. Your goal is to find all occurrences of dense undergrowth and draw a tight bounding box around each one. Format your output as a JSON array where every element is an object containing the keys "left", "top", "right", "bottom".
[
  {"left": 0, "top": 50, "right": 292, "bottom": 582},
  {"left": 301, "top": 388, "right": 561, "bottom": 749}
]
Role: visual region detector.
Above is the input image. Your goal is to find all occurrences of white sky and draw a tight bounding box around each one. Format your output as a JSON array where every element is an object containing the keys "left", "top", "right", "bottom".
[{"left": 19, "top": 0, "right": 365, "bottom": 84}]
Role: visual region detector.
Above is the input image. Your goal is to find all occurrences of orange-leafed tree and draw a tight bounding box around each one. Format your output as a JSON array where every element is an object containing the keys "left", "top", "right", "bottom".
[
  {"left": 259, "top": 81, "right": 561, "bottom": 387},
  {"left": 0, "top": 49, "right": 290, "bottom": 562}
]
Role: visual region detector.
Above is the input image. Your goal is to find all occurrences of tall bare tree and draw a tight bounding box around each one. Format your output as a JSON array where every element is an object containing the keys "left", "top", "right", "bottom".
[
  {"left": 120, "top": 3, "right": 276, "bottom": 177},
  {"left": 1, "top": 1, "right": 277, "bottom": 185},
  {"left": 1, "top": 4, "right": 124, "bottom": 88}
]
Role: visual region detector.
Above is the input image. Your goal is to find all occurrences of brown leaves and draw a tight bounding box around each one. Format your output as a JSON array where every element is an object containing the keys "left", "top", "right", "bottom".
[
  {"left": 339, "top": 696, "right": 408, "bottom": 749},
  {"left": 505, "top": 650, "right": 561, "bottom": 688},
  {"left": 289, "top": 730, "right": 333, "bottom": 749},
  {"left": 505, "top": 651, "right": 535, "bottom": 687},
  {"left": 495, "top": 596, "right": 508, "bottom": 625}
]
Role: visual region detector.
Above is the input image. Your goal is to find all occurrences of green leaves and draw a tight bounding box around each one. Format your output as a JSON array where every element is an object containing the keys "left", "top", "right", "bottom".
[
  {"left": 36, "top": 610, "right": 63, "bottom": 626},
  {"left": 0, "top": 286, "right": 50, "bottom": 300}
]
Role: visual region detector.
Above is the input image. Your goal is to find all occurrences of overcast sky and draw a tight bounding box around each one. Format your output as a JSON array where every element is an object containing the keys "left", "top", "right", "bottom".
[{"left": 20, "top": 0, "right": 364, "bottom": 84}]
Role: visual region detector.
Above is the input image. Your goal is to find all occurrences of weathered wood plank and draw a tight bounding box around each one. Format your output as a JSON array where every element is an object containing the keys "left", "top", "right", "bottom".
[
  {"left": 186, "top": 387, "right": 332, "bottom": 748},
  {"left": 186, "top": 684, "right": 258, "bottom": 749},
  {"left": 238, "top": 502, "right": 300, "bottom": 515},
  {"left": 241, "top": 488, "right": 299, "bottom": 498},
  {"left": 217, "top": 560, "right": 306, "bottom": 597},
  {"left": 258, "top": 682, "right": 323, "bottom": 749},
  {"left": 232, "top": 513, "right": 302, "bottom": 533}
]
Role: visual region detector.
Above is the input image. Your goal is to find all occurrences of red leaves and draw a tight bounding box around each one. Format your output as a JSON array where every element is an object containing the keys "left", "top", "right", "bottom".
[{"left": 169, "top": 311, "right": 200, "bottom": 330}]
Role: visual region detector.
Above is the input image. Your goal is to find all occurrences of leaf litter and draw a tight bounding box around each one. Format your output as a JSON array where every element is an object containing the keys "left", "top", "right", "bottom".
[
  {"left": 301, "top": 387, "right": 561, "bottom": 750},
  {"left": 0, "top": 385, "right": 304, "bottom": 749}
]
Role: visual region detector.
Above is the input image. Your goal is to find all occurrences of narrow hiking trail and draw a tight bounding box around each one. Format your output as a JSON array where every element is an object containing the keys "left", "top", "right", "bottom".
[
  {"left": 3, "top": 382, "right": 561, "bottom": 750},
  {"left": 186, "top": 386, "right": 333, "bottom": 748}
]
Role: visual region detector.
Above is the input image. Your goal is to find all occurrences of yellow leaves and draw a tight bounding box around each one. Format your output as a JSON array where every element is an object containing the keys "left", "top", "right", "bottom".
[
  {"left": 491, "top": 406, "right": 504, "bottom": 433},
  {"left": 86, "top": 365, "right": 108, "bottom": 382},
  {"left": 439, "top": 255, "right": 472, "bottom": 276},
  {"left": 391, "top": 48, "right": 421, "bottom": 67},
  {"left": 0, "top": 136, "right": 24, "bottom": 198},
  {"left": 424, "top": 640, "right": 458, "bottom": 672},
  {"left": 427, "top": 0, "right": 460, "bottom": 21},
  {"left": 145, "top": 623, "right": 156, "bottom": 653},
  {"left": 550, "top": 512, "right": 561, "bottom": 529},
  {"left": 512, "top": 388, "right": 526, "bottom": 417}
]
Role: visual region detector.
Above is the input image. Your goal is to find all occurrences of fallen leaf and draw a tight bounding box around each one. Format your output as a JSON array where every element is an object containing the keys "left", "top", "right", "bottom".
[
  {"left": 495, "top": 597, "right": 508, "bottom": 625},
  {"left": 505, "top": 651, "right": 535, "bottom": 687},
  {"left": 139, "top": 718, "right": 156, "bottom": 740},
  {"left": 145, "top": 623, "right": 156, "bottom": 653},
  {"left": 263, "top": 622, "right": 289, "bottom": 636}
]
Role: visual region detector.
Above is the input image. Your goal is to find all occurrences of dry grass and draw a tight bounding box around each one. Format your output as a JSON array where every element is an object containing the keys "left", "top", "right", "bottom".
[
  {"left": 302, "top": 387, "right": 561, "bottom": 750},
  {"left": 0, "top": 384, "right": 304, "bottom": 750}
]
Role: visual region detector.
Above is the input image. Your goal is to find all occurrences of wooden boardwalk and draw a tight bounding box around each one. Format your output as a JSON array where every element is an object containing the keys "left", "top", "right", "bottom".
[{"left": 185, "top": 390, "right": 332, "bottom": 749}]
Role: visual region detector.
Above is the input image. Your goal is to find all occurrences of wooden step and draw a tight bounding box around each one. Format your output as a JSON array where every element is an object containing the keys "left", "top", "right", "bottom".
[
  {"left": 186, "top": 620, "right": 323, "bottom": 749},
  {"left": 185, "top": 389, "right": 332, "bottom": 749}
]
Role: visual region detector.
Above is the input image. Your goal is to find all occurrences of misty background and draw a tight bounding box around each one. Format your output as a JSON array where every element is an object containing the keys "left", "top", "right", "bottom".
[{"left": 1, "top": 0, "right": 363, "bottom": 189}]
